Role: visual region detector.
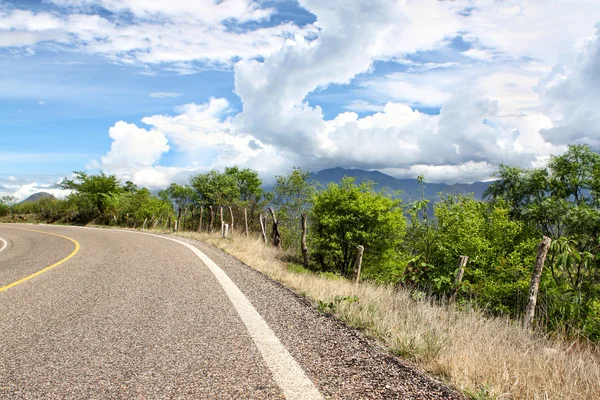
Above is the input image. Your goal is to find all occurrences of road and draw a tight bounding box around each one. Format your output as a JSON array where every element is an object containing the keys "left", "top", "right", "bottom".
[{"left": 0, "top": 224, "right": 461, "bottom": 399}]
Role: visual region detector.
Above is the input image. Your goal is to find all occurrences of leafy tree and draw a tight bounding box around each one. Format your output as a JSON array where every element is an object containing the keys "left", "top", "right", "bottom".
[
  {"left": 271, "top": 168, "right": 316, "bottom": 251},
  {"left": 310, "top": 177, "right": 406, "bottom": 280},
  {"left": 0, "top": 196, "right": 16, "bottom": 216},
  {"left": 485, "top": 145, "right": 600, "bottom": 336},
  {"left": 189, "top": 170, "right": 239, "bottom": 206},
  {"left": 189, "top": 166, "right": 265, "bottom": 231},
  {"left": 58, "top": 171, "right": 123, "bottom": 219},
  {"left": 161, "top": 183, "right": 196, "bottom": 221}
]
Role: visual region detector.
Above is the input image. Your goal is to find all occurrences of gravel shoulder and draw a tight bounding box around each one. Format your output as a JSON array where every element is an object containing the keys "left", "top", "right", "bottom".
[{"left": 175, "top": 235, "right": 464, "bottom": 399}]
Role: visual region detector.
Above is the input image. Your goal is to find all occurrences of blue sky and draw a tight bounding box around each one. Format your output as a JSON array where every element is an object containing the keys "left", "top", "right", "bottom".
[{"left": 1, "top": 0, "right": 600, "bottom": 199}]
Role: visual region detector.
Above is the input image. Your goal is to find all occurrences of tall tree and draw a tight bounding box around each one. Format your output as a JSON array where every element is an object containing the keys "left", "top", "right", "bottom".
[{"left": 271, "top": 167, "right": 316, "bottom": 251}]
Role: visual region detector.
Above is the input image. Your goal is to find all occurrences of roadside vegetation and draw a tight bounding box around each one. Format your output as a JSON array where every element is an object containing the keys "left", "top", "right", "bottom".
[{"left": 2, "top": 144, "right": 600, "bottom": 399}]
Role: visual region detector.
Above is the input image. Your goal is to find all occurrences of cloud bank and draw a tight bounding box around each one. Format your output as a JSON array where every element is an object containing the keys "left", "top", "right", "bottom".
[{"left": 3, "top": 0, "right": 600, "bottom": 194}]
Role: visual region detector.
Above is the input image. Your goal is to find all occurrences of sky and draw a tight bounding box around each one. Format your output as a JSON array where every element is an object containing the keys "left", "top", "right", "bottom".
[{"left": 1, "top": 0, "right": 600, "bottom": 200}]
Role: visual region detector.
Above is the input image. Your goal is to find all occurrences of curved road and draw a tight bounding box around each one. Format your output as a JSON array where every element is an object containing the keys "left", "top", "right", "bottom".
[{"left": 0, "top": 223, "right": 460, "bottom": 399}]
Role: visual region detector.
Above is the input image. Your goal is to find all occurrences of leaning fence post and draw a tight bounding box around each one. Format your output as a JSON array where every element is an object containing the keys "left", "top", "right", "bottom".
[
  {"left": 450, "top": 255, "right": 469, "bottom": 302},
  {"left": 259, "top": 213, "right": 267, "bottom": 243},
  {"left": 142, "top": 218, "right": 148, "bottom": 230},
  {"left": 523, "top": 236, "right": 552, "bottom": 332},
  {"left": 353, "top": 245, "right": 365, "bottom": 285},
  {"left": 268, "top": 207, "right": 282, "bottom": 250},
  {"left": 244, "top": 208, "right": 249, "bottom": 237}
]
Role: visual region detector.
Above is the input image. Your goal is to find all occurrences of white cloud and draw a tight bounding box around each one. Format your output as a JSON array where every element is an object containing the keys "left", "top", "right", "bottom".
[
  {"left": 536, "top": 24, "right": 600, "bottom": 148},
  {"left": 0, "top": 176, "right": 71, "bottom": 201},
  {"left": 343, "top": 100, "right": 384, "bottom": 113},
  {"left": 47, "top": 0, "right": 274, "bottom": 25},
  {"left": 8, "top": 0, "right": 600, "bottom": 186},
  {"left": 0, "top": 2, "right": 311, "bottom": 69},
  {"left": 89, "top": 0, "right": 578, "bottom": 185},
  {"left": 5, "top": 183, "right": 70, "bottom": 201},
  {"left": 460, "top": 0, "right": 600, "bottom": 67},
  {"left": 150, "top": 92, "right": 183, "bottom": 98},
  {"left": 93, "top": 98, "right": 289, "bottom": 187},
  {"left": 89, "top": 120, "right": 170, "bottom": 174}
]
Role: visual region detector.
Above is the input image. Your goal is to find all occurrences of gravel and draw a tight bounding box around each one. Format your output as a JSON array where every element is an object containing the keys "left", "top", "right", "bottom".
[{"left": 177, "top": 235, "right": 464, "bottom": 399}]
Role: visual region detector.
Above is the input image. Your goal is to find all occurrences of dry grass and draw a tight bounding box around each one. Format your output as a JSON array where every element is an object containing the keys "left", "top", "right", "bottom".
[{"left": 174, "top": 230, "right": 599, "bottom": 400}]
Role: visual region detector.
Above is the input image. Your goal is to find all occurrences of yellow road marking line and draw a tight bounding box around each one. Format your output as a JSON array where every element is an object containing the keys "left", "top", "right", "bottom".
[{"left": 0, "top": 227, "right": 80, "bottom": 293}]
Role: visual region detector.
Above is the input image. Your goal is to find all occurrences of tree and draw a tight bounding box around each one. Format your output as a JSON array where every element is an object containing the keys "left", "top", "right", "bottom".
[
  {"left": 0, "top": 196, "right": 16, "bottom": 216},
  {"left": 189, "top": 167, "right": 264, "bottom": 232},
  {"left": 271, "top": 168, "right": 316, "bottom": 251},
  {"left": 485, "top": 145, "right": 600, "bottom": 337},
  {"left": 161, "top": 183, "right": 196, "bottom": 221},
  {"left": 310, "top": 177, "right": 406, "bottom": 280},
  {"left": 58, "top": 171, "right": 123, "bottom": 219}
]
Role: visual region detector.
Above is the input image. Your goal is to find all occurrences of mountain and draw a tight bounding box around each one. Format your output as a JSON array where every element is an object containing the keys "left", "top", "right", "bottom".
[
  {"left": 309, "top": 168, "right": 492, "bottom": 203},
  {"left": 20, "top": 192, "right": 56, "bottom": 204}
]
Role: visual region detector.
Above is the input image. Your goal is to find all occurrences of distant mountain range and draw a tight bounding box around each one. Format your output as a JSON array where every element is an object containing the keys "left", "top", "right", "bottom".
[
  {"left": 20, "top": 192, "right": 56, "bottom": 204},
  {"left": 22, "top": 170, "right": 492, "bottom": 206},
  {"left": 309, "top": 168, "right": 492, "bottom": 203}
]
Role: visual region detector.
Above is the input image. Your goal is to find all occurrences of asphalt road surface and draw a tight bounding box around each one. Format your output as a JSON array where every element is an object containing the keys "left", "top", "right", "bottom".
[{"left": 0, "top": 224, "right": 461, "bottom": 399}]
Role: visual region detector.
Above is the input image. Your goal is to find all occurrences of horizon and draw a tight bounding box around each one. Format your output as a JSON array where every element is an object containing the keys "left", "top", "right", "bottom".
[
  {"left": 2, "top": 0, "right": 600, "bottom": 200},
  {"left": 12, "top": 166, "right": 496, "bottom": 202}
]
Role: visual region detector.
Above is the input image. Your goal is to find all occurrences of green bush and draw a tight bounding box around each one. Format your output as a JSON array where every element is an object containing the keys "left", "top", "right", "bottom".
[{"left": 310, "top": 177, "right": 406, "bottom": 280}]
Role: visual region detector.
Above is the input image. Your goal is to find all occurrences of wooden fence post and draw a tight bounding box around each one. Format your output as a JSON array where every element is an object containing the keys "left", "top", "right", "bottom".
[
  {"left": 220, "top": 206, "right": 224, "bottom": 237},
  {"left": 301, "top": 213, "right": 309, "bottom": 268},
  {"left": 198, "top": 207, "right": 203, "bottom": 233},
  {"left": 268, "top": 207, "right": 282, "bottom": 250},
  {"left": 174, "top": 220, "right": 178, "bottom": 232},
  {"left": 228, "top": 206, "right": 235, "bottom": 233},
  {"left": 259, "top": 214, "right": 267, "bottom": 243},
  {"left": 353, "top": 245, "right": 365, "bottom": 285},
  {"left": 223, "top": 223, "right": 229, "bottom": 238},
  {"left": 142, "top": 218, "right": 148, "bottom": 230},
  {"left": 523, "top": 236, "right": 552, "bottom": 332},
  {"left": 244, "top": 208, "right": 249, "bottom": 237},
  {"left": 450, "top": 255, "right": 469, "bottom": 302},
  {"left": 209, "top": 206, "right": 214, "bottom": 233}
]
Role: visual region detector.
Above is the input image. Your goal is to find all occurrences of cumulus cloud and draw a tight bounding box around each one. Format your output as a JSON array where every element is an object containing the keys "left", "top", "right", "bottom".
[
  {"left": 0, "top": 1, "right": 311, "bottom": 69},
  {"left": 14, "top": 0, "right": 600, "bottom": 187},
  {"left": 537, "top": 24, "right": 600, "bottom": 148},
  {"left": 88, "top": 121, "right": 170, "bottom": 178},
  {"left": 93, "top": 98, "right": 289, "bottom": 187},
  {"left": 0, "top": 174, "right": 72, "bottom": 201},
  {"left": 88, "top": 0, "right": 580, "bottom": 187}
]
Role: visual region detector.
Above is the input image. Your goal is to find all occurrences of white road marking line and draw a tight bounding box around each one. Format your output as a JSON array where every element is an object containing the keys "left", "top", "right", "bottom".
[
  {"left": 45, "top": 226, "right": 324, "bottom": 400},
  {"left": 158, "top": 235, "right": 324, "bottom": 400},
  {"left": 0, "top": 237, "right": 8, "bottom": 253}
]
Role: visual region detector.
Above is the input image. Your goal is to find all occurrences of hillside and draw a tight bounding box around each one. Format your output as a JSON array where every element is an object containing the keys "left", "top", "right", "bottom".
[
  {"left": 20, "top": 192, "right": 56, "bottom": 204},
  {"left": 309, "top": 167, "right": 491, "bottom": 203}
]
